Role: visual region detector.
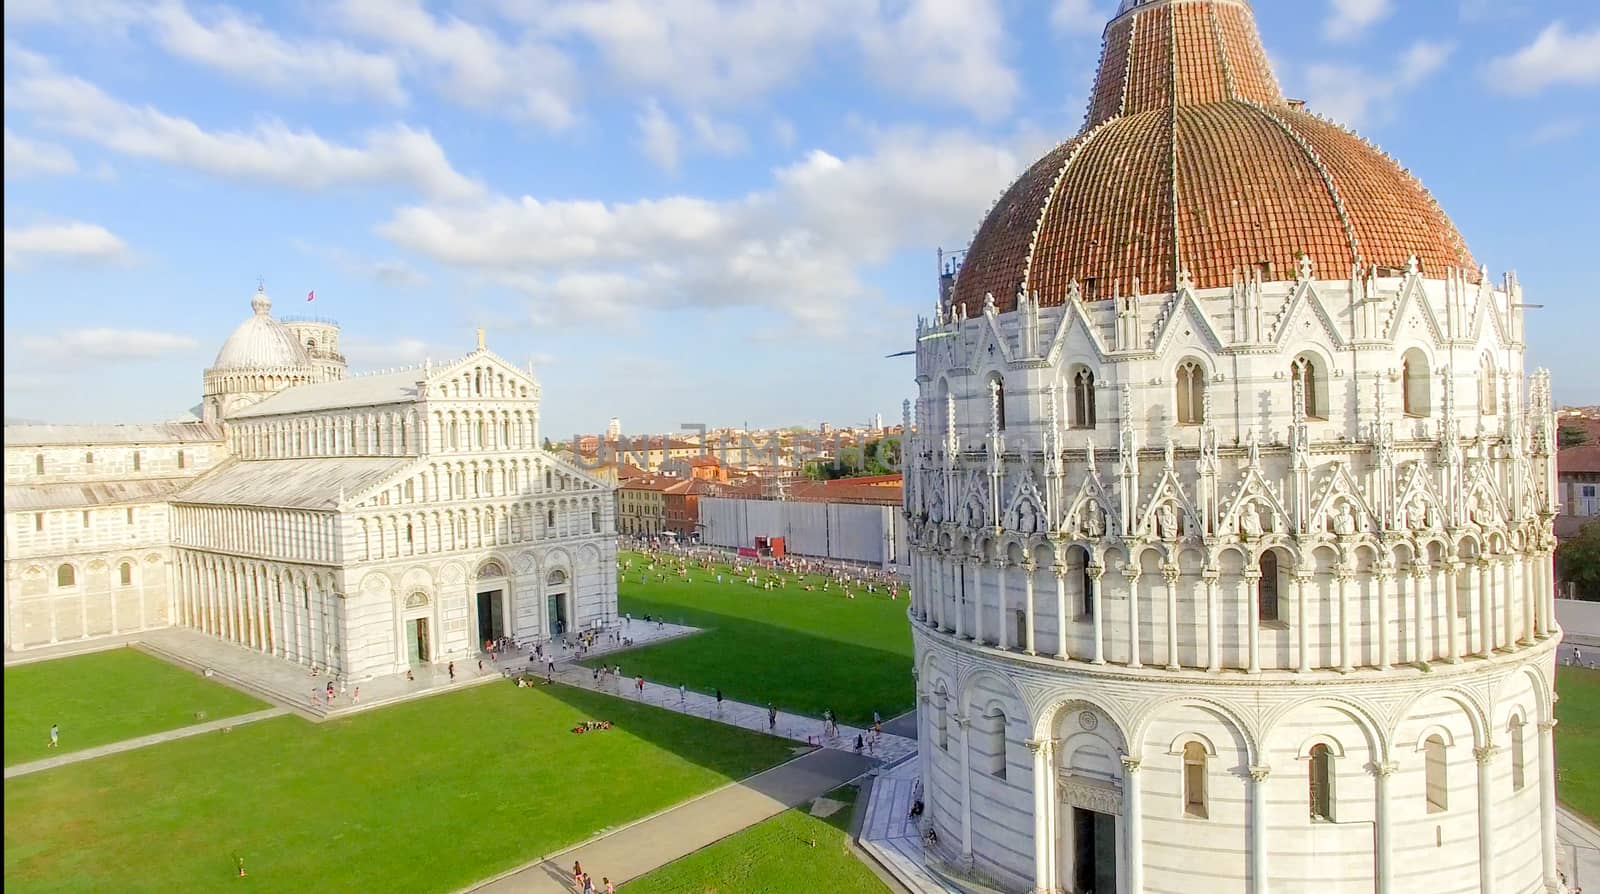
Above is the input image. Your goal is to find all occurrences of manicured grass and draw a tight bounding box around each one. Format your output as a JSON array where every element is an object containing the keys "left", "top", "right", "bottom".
[
  {"left": 1555, "top": 665, "right": 1600, "bottom": 823},
  {"left": 4, "top": 682, "right": 795, "bottom": 894},
  {"left": 593, "top": 552, "right": 913, "bottom": 725},
  {"left": 625, "top": 784, "right": 888, "bottom": 894},
  {"left": 3, "top": 648, "right": 266, "bottom": 766}
]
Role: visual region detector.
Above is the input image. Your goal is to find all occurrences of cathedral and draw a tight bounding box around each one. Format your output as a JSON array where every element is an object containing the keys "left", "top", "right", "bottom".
[
  {"left": 4, "top": 287, "right": 617, "bottom": 680},
  {"left": 905, "top": 1, "right": 1563, "bottom": 892}
]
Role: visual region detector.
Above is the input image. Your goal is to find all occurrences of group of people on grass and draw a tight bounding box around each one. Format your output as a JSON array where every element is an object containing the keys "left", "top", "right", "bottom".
[{"left": 621, "top": 545, "right": 904, "bottom": 603}]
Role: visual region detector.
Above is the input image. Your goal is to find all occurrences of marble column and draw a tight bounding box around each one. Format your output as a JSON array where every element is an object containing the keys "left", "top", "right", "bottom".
[
  {"left": 1477, "top": 560, "right": 1494, "bottom": 658},
  {"left": 1375, "top": 570, "right": 1392, "bottom": 670},
  {"left": 954, "top": 558, "right": 968, "bottom": 640},
  {"left": 1162, "top": 565, "right": 1180, "bottom": 671},
  {"left": 996, "top": 561, "right": 1010, "bottom": 650},
  {"left": 1444, "top": 561, "right": 1462, "bottom": 663},
  {"left": 1336, "top": 568, "right": 1353, "bottom": 673},
  {"left": 1122, "top": 755, "right": 1144, "bottom": 894},
  {"left": 1029, "top": 738, "right": 1054, "bottom": 893},
  {"left": 1474, "top": 744, "right": 1499, "bottom": 894},
  {"left": 935, "top": 555, "right": 947, "bottom": 632},
  {"left": 1295, "top": 574, "right": 1311, "bottom": 674},
  {"left": 1412, "top": 566, "right": 1430, "bottom": 664},
  {"left": 1520, "top": 553, "right": 1536, "bottom": 645},
  {"left": 1204, "top": 571, "right": 1220, "bottom": 672},
  {"left": 956, "top": 714, "right": 974, "bottom": 862},
  {"left": 1501, "top": 558, "right": 1515, "bottom": 650},
  {"left": 974, "top": 560, "right": 987, "bottom": 646},
  {"left": 1124, "top": 568, "right": 1142, "bottom": 669},
  {"left": 1244, "top": 572, "right": 1261, "bottom": 674},
  {"left": 1088, "top": 566, "right": 1106, "bottom": 665},
  {"left": 1538, "top": 719, "right": 1560, "bottom": 889},
  {"left": 1053, "top": 564, "right": 1069, "bottom": 661},
  {"left": 1372, "top": 761, "right": 1397, "bottom": 894},
  {"left": 1249, "top": 765, "right": 1271, "bottom": 894},
  {"left": 1023, "top": 561, "right": 1037, "bottom": 655}
]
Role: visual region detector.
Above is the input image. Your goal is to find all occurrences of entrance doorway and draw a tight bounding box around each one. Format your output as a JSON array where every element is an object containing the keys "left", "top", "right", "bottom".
[
  {"left": 476, "top": 589, "right": 505, "bottom": 645},
  {"left": 405, "top": 617, "right": 431, "bottom": 665},
  {"left": 548, "top": 593, "right": 567, "bottom": 636},
  {"left": 1072, "top": 807, "right": 1116, "bottom": 893}
]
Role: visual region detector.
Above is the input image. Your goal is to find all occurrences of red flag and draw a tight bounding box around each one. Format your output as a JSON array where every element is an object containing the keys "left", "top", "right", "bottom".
[{"left": 307, "top": 290, "right": 315, "bottom": 302}]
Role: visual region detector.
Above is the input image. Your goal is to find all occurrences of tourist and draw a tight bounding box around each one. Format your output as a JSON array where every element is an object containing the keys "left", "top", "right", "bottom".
[
  {"left": 603, "top": 877, "right": 615, "bottom": 894},
  {"left": 406, "top": 669, "right": 414, "bottom": 682},
  {"left": 48, "top": 723, "right": 59, "bottom": 750},
  {"left": 353, "top": 686, "right": 360, "bottom": 704},
  {"left": 326, "top": 681, "right": 335, "bottom": 702},
  {"left": 479, "top": 659, "right": 485, "bottom": 672},
  {"left": 855, "top": 733, "right": 865, "bottom": 753},
  {"left": 1575, "top": 646, "right": 1585, "bottom": 667},
  {"left": 636, "top": 676, "right": 645, "bottom": 698},
  {"left": 873, "top": 710, "right": 882, "bottom": 726},
  {"left": 679, "top": 683, "right": 687, "bottom": 709},
  {"left": 715, "top": 688, "right": 723, "bottom": 712},
  {"left": 582, "top": 872, "right": 595, "bottom": 894},
  {"left": 448, "top": 661, "right": 456, "bottom": 681},
  {"left": 310, "top": 689, "right": 319, "bottom": 708},
  {"left": 768, "top": 703, "right": 777, "bottom": 731},
  {"left": 572, "top": 861, "right": 584, "bottom": 890},
  {"left": 340, "top": 678, "right": 348, "bottom": 698}
]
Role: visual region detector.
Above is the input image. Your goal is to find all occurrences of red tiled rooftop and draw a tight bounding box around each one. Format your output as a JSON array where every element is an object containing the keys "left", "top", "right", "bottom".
[{"left": 1558, "top": 447, "right": 1600, "bottom": 475}]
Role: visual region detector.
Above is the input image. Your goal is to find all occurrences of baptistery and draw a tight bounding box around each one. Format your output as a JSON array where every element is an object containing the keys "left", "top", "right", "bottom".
[{"left": 904, "top": 2, "right": 1563, "bottom": 893}]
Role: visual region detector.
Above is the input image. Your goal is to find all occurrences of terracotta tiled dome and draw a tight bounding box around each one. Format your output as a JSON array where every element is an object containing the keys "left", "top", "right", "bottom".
[{"left": 950, "top": 0, "right": 1476, "bottom": 316}]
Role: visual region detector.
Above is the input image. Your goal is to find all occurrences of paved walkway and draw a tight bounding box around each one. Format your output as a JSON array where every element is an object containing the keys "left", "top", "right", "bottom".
[
  {"left": 460, "top": 748, "right": 877, "bottom": 893},
  {"left": 1560, "top": 805, "right": 1600, "bottom": 891},
  {"left": 859, "top": 757, "right": 963, "bottom": 894},
  {"left": 4, "top": 707, "right": 288, "bottom": 779},
  {"left": 545, "top": 659, "right": 918, "bottom": 764}
]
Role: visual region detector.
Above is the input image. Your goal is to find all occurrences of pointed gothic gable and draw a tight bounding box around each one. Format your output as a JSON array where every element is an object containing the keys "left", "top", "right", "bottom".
[
  {"left": 1462, "top": 461, "right": 1510, "bottom": 529},
  {"left": 1149, "top": 289, "right": 1227, "bottom": 358},
  {"left": 959, "top": 472, "right": 990, "bottom": 529},
  {"left": 1464, "top": 279, "right": 1511, "bottom": 350},
  {"left": 1002, "top": 468, "right": 1047, "bottom": 535},
  {"left": 972, "top": 312, "right": 1013, "bottom": 369},
  {"left": 1306, "top": 461, "right": 1381, "bottom": 534},
  {"left": 1063, "top": 468, "right": 1120, "bottom": 539},
  {"left": 1394, "top": 461, "right": 1447, "bottom": 531},
  {"left": 1135, "top": 466, "right": 1204, "bottom": 540},
  {"left": 1043, "top": 298, "right": 1111, "bottom": 367},
  {"left": 1269, "top": 281, "right": 1346, "bottom": 350},
  {"left": 425, "top": 348, "right": 540, "bottom": 398},
  {"left": 1217, "top": 466, "right": 1293, "bottom": 537},
  {"left": 1384, "top": 276, "right": 1446, "bottom": 346}
]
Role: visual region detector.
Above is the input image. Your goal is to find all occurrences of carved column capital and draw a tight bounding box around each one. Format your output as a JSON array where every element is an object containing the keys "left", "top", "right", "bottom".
[
  {"left": 1368, "top": 761, "right": 1399, "bottom": 778},
  {"left": 1474, "top": 745, "right": 1501, "bottom": 765},
  {"left": 952, "top": 714, "right": 970, "bottom": 729},
  {"left": 1086, "top": 563, "right": 1105, "bottom": 581},
  {"left": 1160, "top": 564, "right": 1180, "bottom": 583},
  {"left": 1025, "top": 737, "right": 1052, "bottom": 756},
  {"left": 1120, "top": 755, "right": 1142, "bottom": 773},
  {"left": 1538, "top": 719, "right": 1558, "bottom": 733},
  {"left": 1248, "top": 765, "right": 1271, "bottom": 783},
  {"left": 1201, "top": 568, "right": 1221, "bottom": 583},
  {"left": 1122, "top": 566, "right": 1142, "bottom": 583}
]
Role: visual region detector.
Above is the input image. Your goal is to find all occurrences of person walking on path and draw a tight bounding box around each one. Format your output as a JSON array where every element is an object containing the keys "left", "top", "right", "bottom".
[
  {"left": 448, "top": 661, "right": 456, "bottom": 681},
  {"left": 48, "top": 723, "right": 59, "bottom": 750},
  {"left": 353, "top": 686, "right": 360, "bottom": 704},
  {"left": 768, "top": 703, "right": 778, "bottom": 732},
  {"left": 715, "top": 688, "right": 724, "bottom": 714},
  {"left": 636, "top": 676, "right": 645, "bottom": 699},
  {"left": 855, "top": 733, "right": 865, "bottom": 753},
  {"left": 603, "top": 878, "right": 615, "bottom": 894},
  {"left": 572, "top": 861, "right": 583, "bottom": 891},
  {"left": 679, "top": 683, "right": 687, "bottom": 709}
]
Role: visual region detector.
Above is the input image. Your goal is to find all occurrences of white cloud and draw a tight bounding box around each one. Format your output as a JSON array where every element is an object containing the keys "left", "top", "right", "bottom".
[
  {"left": 340, "top": 335, "right": 432, "bottom": 369},
  {"left": 1051, "top": 0, "right": 1108, "bottom": 35},
  {"left": 3, "top": 129, "right": 77, "bottom": 177},
  {"left": 1486, "top": 22, "right": 1600, "bottom": 95},
  {"left": 144, "top": 0, "right": 406, "bottom": 105},
  {"left": 4, "top": 222, "right": 129, "bottom": 264},
  {"left": 19, "top": 328, "right": 195, "bottom": 360},
  {"left": 1524, "top": 117, "right": 1586, "bottom": 146},
  {"left": 6, "top": 55, "right": 481, "bottom": 198},
  {"left": 1301, "top": 40, "right": 1453, "bottom": 127},
  {"left": 858, "top": 0, "right": 1018, "bottom": 120},
  {"left": 333, "top": 0, "right": 576, "bottom": 129},
  {"left": 771, "top": 118, "right": 797, "bottom": 149},
  {"left": 379, "top": 128, "right": 1028, "bottom": 333},
  {"left": 1323, "top": 0, "right": 1391, "bottom": 41},
  {"left": 636, "top": 99, "right": 681, "bottom": 172},
  {"left": 690, "top": 113, "right": 747, "bottom": 156}
]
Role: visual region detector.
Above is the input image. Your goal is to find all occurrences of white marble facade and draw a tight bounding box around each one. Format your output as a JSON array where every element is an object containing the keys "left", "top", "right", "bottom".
[
  {"left": 5, "top": 288, "right": 617, "bottom": 678},
  {"left": 905, "top": 265, "right": 1565, "bottom": 894}
]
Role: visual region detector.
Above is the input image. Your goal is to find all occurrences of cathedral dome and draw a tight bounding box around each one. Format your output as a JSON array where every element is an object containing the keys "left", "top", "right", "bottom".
[
  {"left": 950, "top": 0, "right": 1476, "bottom": 317},
  {"left": 211, "top": 287, "right": 312, "bottom": 371}
]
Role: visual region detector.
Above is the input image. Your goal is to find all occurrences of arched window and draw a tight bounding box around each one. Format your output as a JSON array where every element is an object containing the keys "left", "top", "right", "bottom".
[
  {"left": 1402, "top": 349, "right": 1431, "bottom": 417},
  {"left": 1509, "top": 716, "right": 1526, "bottom": 792},
  {"left": 985, "top": 708, "right": 1008, "bottom": 777},
  {"left": 547, "top": 508, "right": 556, "bottom": 530},
  {"left": 1258, "top": 553, "right": 1280, "bottom": 622},
  {"left": 177, "top": 449, "right": 187, "bottom": 469},
  {"left": 1425, "top": 735, "right": 1448, "bottom": 813},
  {"left": 450, "top": 419, "right": 459, "bottom": 449},
  {"left": 592, "top": 509, "right": 601, "bottom": 532},
  {"left": 475, "top": 370, "right": 483, "bottom": 395},
  {"left": 35, "top": 454, "right": 44, "bottom": 475},
  {"left": 56, "top": 564, "right": 76, "bottom": 588},
  {"left": 1309, "top": 744, "right": 1333, "bottom": 820},
  {"left": 988, "top": 374, "right": 1007, "bottom": 431},
  {"left": 1071, "top": 368, "right": 1096, "bottom": 429},
  {"left": 132, "top": 450, "right": 141, "bottom": 471},
  {"left": 1081, "top": 563, "right": 1095, "bottom": 619},
  {"left": 1480, "top": 355, "right": 1498, "bottom": 415},
  {"left": 119, "top": 562, "right": 133, "bottom": 586},
  {"left": 1176, "top": 360, "right": 1206, "bottom": 424},
  {"left": 1291, "top": 355, "right": 1325, "bottom": 420},
  {"left": 406, "top": 523, "right": 414, "bottom": 546},
  {"left": 84, "top": 451, "right": 94, "bottom": 464},
  {"left": 1183, "top": 742, "right": 1208, "bottom": 818},
  {"left": 935, "top": 696, "right": 949, "bottom": 751},
  {"left": 545, "top": 469, "right": 553, "bottom": 490}
]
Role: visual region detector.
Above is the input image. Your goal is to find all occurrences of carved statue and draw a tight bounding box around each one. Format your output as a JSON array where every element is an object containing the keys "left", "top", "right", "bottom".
[
  {"left": 929, "top": 490, "right": 945, "bottom": 524},
  {"left": 1468, "top": 492, "right": 1492, "bottom": 527},
  {"left": 1164, "top": 437, "right": 1176, "bottom": 470},
  {"left": 1016, "top": 498, "right": 1038, "bottom": 534},
  {"left": 1405, "top": 495, "right": 1429, "bottom": 532},
  {"left": 1239, "top": 501, "right": 1263, "bottom": 539},
  {"left": 1085, "top": 503, "right": 1106, "bottom": 538},
  {"left": 1332, "top": 501, "right": 1357, "bottom": 536},
  {"left": 1157, "top": 503, "right": 1179, "bottom": 541},
  {"left": 1247, "top": 430, "right": 1261, "bottom": 467}
]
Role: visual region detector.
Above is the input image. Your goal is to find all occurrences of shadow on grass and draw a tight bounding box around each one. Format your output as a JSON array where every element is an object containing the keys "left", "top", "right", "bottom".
[{"left": 580, "top": 611, "right": 913, "bottom": 727}]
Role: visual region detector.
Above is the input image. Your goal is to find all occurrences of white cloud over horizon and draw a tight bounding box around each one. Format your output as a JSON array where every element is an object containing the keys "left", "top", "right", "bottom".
[
  {"left": 1486, "top": 22, "right": 1600, "bottom": 95},
  {"left": 1323, "top": 0, "right": 1392, "bottom": 41},
  {"left": 18, "top": 327, "right": 197, "bottom": 361},
  {"left": 3, "top": 128, "right": 78, "bottom": 177},
  {"left": 4, "top": 221, "right": 129, "bottom": 264},
  {"left": 1302, "top": 40, "right": 1453, "bottom": 128}
]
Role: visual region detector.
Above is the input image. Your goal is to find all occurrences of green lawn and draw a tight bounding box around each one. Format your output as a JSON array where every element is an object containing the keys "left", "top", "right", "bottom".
[
  {"left": 4, "top": 682, "right": 795, "bottom": 894},
  {"left": 625, "top": 784, "right": 888, "bottom": 894},
  {"left": 594, "top": 552, "right": 913, "bottom": 725},
  {"left": 1556, "top": 665, "right": 1600, "bottom": 823},
  {"left": 4, "top": 648, "right": 266, "bottom": 766}
]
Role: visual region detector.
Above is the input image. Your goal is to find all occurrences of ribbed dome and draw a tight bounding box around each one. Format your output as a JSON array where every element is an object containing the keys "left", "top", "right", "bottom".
[
  {"left": 211, "top": 288, "right": 312, "bottom": 371},
  {"left": 951, "top": 0, "right": 1476, "bottom": 316}
]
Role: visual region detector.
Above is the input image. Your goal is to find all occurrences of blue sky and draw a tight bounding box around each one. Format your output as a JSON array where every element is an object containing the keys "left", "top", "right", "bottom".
[{"left": 4, "top": 0, "right": 1598, "bottom": 438}]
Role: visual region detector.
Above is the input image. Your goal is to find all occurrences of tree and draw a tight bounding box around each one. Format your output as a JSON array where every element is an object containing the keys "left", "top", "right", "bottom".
[
  {"left": 1559, "top": 423, "right": 1592, "bottom": 448},
  {"left": 1556, "top": 521, "right": 1600, "bottom": 601}
]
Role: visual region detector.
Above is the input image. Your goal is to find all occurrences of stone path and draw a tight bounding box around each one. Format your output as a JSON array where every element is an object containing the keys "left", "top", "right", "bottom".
[
  {"left": 858, "top": 757, "right": 964, "bottom": 894},
  {"left": 1560, "top": 805, "right": 1600, "bottom": 891},
  {"left": 459, "top": 748, "right": 877, "bottom": 893},
  {"left": 4, "top": 707, "right": 288, "bottom": 779}
]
